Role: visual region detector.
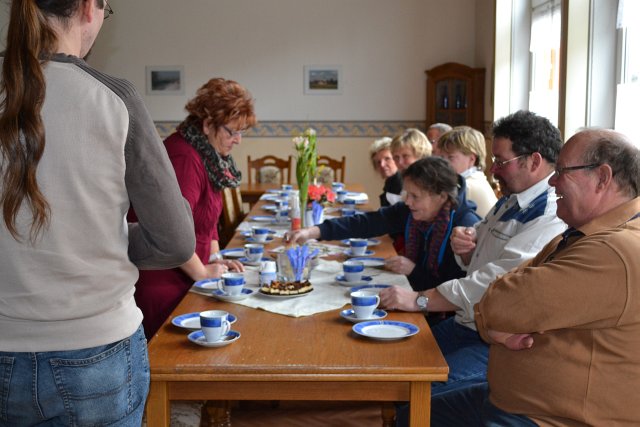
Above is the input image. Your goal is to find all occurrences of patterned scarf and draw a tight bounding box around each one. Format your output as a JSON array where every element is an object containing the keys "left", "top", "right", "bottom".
[
  {"left": 404, "top": 201, "right": 452, "bottom": 278},
  {"left": 178, "top": 122, "right": 241, "bottom": 190}
]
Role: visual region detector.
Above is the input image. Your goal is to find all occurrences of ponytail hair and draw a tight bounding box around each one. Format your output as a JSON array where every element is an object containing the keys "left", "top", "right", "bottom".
[{"left": 0, "top": 0, "right": 81, "bottom": 242}]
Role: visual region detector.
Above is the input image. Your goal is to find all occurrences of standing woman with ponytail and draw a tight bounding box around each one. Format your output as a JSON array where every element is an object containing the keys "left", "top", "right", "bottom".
[{"left": 0, "top": 1, "right": 195, "bottom": 425}]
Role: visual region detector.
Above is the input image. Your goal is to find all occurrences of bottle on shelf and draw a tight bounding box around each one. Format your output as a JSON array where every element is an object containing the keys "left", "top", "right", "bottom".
[
  {"left": 290, "top": 190, "right": 301, "bottom": 231},
  {"left": 455, "top": 84, "right": 462, "bottom": 109},
  {"left": 441, "top": 86, "right": 449, "bottom": 109}
]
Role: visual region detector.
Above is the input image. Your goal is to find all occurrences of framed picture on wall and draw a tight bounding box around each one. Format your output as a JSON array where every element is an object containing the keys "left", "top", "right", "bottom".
[
  {"left": 146, "top": 66, "right": 185, "bottom": 95},
  {"left": 304, "top": 65, "right": 343, "bottom": 95}
]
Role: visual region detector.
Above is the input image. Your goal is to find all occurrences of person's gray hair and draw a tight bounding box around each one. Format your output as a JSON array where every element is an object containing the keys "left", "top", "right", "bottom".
[
  {"left": 428, "top": 123, "right": 453, "bottom": 135},
  {"left": 581, "top": 130, "right": 640, "bottom": 198}
]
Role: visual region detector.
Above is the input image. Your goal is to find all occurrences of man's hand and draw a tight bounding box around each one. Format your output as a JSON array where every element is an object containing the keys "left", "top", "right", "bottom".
[
  {"left": 284, "top": 226, "right": 321, "bottom": 245},
  {"left": 450, "top": 226, "right": 477, "bottom": 265},
  {"left": 384, "top": 256, "right": 416, "bottom": 276},
  {"left": 379, "top": 286, "right": 420, "bottom": 312},
  {"left": 488, "top": 330, "right": 534, "bottom": 350}
]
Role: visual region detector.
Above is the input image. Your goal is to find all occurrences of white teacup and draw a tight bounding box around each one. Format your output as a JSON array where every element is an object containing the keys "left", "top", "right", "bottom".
[
  {"left": 349, "top": 238, "right": 368, "bottom": 256},
  {"left": 343, "top": 260, "right": 365, "bottom": 282},
  {"left": 244, "top": 243, "right": 264, "bottom": 262},
  {"left": 199, "top": 310, "right": 231, "bottom": 342},
  {"left": 219, "top": 273, "right": 245, "bottom": 295},
  {"left": 251, "top": 226, "right": 271, "bottom": 243},
  {"left": 350, "top": 291, "right": 380, "bottom": 319}
]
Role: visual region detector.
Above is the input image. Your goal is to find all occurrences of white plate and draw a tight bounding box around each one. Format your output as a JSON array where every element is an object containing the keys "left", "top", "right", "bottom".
[
  {"left": 344, "top": 249, "right": 375, "bottom": 257},
  {"left": 188, "top": 330, "right": 241, "bottom": 347},
  {"left": 262, "top": 204, "right": 290, "bottom": 212},
  {"left": 340, "top": 238, "right": 381, "bottom": 247},
  {"left": 241, "top": 230, "right": 276, "bottom": 237},
  {"left": 335, "top": 274, "right": 373, "bottom": 287},
  {"left": 251, "top": 215, "right": 277, "bottom": 222},
  {"left": 193, "top": 278, "right": 222, "bottom": 293},
  {"left": 340, "top": 309, "right": 387, "bottom": 323},
  {"left": 172, "top": 312, "right": 237, "bottom": 330},
  {"left": 260, "top": 194, "right": 280, "bottom": 201},
  {"left": 245, "top": 236, "right": 275, "bottom": 243},
  {"left": 238, "top": 256, "right": 272, "bottom": 266},
  {"left": 220, "top": 248, "right": 245, "bottom": 258},
  {"left": 349, "top": 284, "right": 392, "bottom": 293},
  {"left": 210, "top": 288, "right": 255, "bottom": 302},
  {"left": 349, "top": 257, "right": 385, "bottom": 267},
  {"left": 258, "top": 288, "right": 314, "bottom": 298},
  {"left": 352, "top": 321, "right": 419, "bottom": 341}
]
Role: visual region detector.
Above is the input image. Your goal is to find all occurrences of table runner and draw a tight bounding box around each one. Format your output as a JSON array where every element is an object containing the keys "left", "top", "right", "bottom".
[{"left": 191, "top": 259, "right": 411, "bottom": 317}]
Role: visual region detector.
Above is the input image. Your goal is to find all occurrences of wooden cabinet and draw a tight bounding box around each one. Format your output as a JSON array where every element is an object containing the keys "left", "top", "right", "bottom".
[{"left": 426, "top": 62, "right": 485, "bottom": 131}]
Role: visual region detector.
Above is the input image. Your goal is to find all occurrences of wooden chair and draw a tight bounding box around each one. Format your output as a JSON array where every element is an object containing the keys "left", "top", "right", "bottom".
[
  {"left": 218, "top": 187, "right": 247, "bottom": 248},
  {"left": 316, "top": 155, "right": 346, "bottom": 183},
  {"left": 247, "top": 155, "right": 293, "bottom": 185}
]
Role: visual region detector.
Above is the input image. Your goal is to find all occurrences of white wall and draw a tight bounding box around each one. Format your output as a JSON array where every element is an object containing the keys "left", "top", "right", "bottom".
[{"left": 88, "top": 0, "right": 477, "bottom": 121}]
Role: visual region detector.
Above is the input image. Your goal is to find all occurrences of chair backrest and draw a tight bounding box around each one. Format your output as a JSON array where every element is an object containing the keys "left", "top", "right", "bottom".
[
  {"left": 218, "top": 187, "right": 247, "bottom": 248},
  {"left": 247, "top": 155, "right": 293, "bottom": 185},
  {"left": 317, "top": 155, "right": 346, "bottom": 183}
]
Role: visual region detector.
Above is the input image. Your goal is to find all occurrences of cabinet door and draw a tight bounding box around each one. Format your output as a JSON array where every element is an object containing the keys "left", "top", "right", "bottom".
[{"left": 426, "top": 63, "right": 484, "bottom": 131}]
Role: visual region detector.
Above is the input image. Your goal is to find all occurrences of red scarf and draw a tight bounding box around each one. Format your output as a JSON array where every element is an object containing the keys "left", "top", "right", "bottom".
[{"left": 404, "top": 202, "right": 452, "bottom": 278}]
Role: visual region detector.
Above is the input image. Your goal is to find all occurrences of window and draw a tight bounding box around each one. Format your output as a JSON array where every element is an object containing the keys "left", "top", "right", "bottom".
[
  {"left": 529, "top": 0, "right": 562, "bottom": 126},
  {"left": 615, "top": 0, "right": 640, "bottom": 143}
]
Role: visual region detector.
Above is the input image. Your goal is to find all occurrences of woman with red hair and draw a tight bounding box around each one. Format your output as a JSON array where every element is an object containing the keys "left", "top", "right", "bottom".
[{"left": 131, "top": 78, "right": 257, "bottom": 339}]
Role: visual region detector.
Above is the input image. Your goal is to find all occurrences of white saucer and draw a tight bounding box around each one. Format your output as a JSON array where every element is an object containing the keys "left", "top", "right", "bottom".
[
  {"left": 192, "top": 278, "right": 221, "bottom": 294},
  {"left": 220, "top": 248, "right": 245, "bottom": 258},
  {"left": 211, "top": 288, "right": 255, "bottom": 302},
  {"left": 245, "top": 236, "right": 275, "bottom": 243},
  {"left": 349, "top": 257, "right": 385, "bottom": 267},
  {"left": 340, "top": 309, "right": 387, "bottom": 323},
  {"left": 344, "top": 249, "right": 375, "bottom": 257},
  {"left": 352, "top": 321, "right": 419, "bottom": 341},
  {"left": 172, "top": 312, "right": 237, "bottom": 330},
  {"left": 349, "top": 284, "right": 392, "bottom": 293},
  {"left": 188, "top": 330, "right": 241, "bottom": 347},
  {"left": 238, "top": 256, "right": 272, "bottom": 266},
  {"left": 335, "top": 274, "right": 373, "bottom": 287},
  {"left": 251, "top": 215, "right": 277, "bottom": 222},
  {"left": 340, "top": 238, "right": 381, "bottom": 247}
]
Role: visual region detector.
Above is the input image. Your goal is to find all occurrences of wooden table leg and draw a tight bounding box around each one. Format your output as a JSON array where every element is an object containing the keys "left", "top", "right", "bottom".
[
  {"left": 146, "top": 381, "right": 170, "bottom": 427},
  {"left": 381, "top": 402, "right": 396, "bottom": 427},
  {"left": 409, "top": 382, "right": 431, "bottom": 427}
]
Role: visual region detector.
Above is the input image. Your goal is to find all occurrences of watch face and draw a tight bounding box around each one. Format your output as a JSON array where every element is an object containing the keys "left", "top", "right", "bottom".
[{"left": 417, "top": 296, "right": 428, "bottom": 309}]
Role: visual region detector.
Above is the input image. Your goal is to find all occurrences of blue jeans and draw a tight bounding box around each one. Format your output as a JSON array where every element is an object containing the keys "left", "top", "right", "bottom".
[
  {"left": 431, "top": 317, "right": 489, "bottom": 396},
  {"left": 0, "top": 325, "right": 149, "bottom": 427},
  {"left": 395, "top": 318, "right": 489, "bottom": 426},
  {"left": 431, "top": 382, "right": 538, "bottom": 427}
]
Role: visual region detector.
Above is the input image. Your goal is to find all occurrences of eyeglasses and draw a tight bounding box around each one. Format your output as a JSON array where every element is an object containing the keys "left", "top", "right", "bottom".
[
  {"left": 553, "top": 163, "right": 600, "bottom": 177},
  {"left": 103, "top": 1, "right": 113, "bottom": 19},
  {"left": 222, "top": 125, "right": 244, "bottom": 138},
  {"left": 491, "top": 154, "right": 530, "bottom": 169}
]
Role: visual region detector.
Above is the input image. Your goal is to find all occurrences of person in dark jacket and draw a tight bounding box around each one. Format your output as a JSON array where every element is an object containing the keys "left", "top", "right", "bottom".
[{"left": 286, "top": 157, "right": 481, "bottom": 291}]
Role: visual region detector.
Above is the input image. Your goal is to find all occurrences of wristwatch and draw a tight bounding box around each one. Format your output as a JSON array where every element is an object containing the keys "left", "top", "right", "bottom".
[{"left": 416, "top": 292, "right": 429, "bottom": 311}]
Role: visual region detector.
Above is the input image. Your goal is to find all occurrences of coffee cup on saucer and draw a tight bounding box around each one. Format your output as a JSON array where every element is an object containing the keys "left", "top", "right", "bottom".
[
  {"left": 349, "top": 238, "right": 368, "bottom": 256},
  {"left": 350, "top": 291, "right": 380, "bottom": 319},
  {"left": 244, "top": 243, "right": 264, "bottom": 262},
  {"left": 199, "top": 310, "right": 231, "bottom": 342},
  {"left": 251, "top": 226, "right": 271, "bottom": 243},
  {"left": 219, "top": 273, "right": 245, "bottom": 295},
  {"left": 343, "top": 260, "right": 364, "bottom": 282}
]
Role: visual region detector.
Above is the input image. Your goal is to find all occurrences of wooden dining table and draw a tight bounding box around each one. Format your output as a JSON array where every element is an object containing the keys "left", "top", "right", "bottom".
[{"left": 145, "top": 188, "right": 448, "bottom": 426}]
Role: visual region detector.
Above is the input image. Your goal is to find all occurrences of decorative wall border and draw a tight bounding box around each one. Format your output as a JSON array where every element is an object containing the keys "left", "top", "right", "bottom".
[{"left": 154, "top": 120, "right": 425, "bottom": 139}]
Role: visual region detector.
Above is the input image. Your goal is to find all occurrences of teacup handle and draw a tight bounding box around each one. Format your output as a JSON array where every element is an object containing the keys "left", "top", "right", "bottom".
[
  {"left": 375, "top": 294, "right": 381, "bottom": 307},
  {"left": 217, "top": 280, "right": 225, "bottom": 293},
  {"left": 221, "top": 320, "right": 231, "bottom": 336}
]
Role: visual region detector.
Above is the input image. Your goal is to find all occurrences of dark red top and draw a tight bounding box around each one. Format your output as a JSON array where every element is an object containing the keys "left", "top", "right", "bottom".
[{"left": 132, "top": 132, "right": 222, "bottom": 339}]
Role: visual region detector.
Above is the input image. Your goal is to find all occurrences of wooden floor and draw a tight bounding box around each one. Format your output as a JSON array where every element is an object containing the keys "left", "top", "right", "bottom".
[{"left": 166, "top": 401, "right": 389, "bottom": 426}]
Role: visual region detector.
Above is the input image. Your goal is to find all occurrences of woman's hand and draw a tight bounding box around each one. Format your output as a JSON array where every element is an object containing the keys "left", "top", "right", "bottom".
[
  {"left": 379, "top": 286, "right": 420, "bottom": 312},
  {"left": 384, "top": 256, "right": 416, "bottom": 276},
  {"left": 284, "top": 226, "right": 321, "bottom": 245},
  {"left": 211, "top": 258, "right": 244, "bottom": 273}
]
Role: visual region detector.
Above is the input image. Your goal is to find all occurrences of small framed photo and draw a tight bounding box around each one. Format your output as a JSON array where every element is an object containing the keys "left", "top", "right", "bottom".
[
  {"left": 146, "top": 66, "right": 185, "bottom": 95},
  {"left": 304, "top": 65, "right": 343, "bottom": 95}
]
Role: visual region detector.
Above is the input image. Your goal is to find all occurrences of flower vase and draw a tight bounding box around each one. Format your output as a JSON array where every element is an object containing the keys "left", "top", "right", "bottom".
[{"left": 305, "top": 207, "right": 325, "bottom": 226}]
